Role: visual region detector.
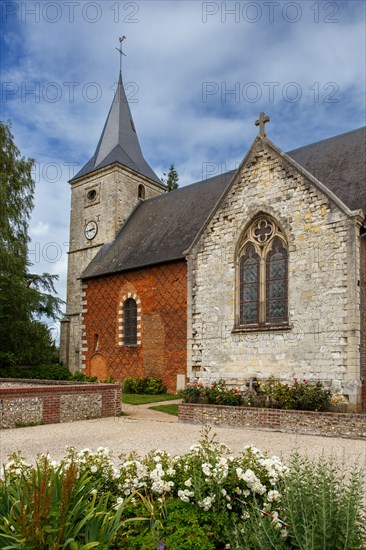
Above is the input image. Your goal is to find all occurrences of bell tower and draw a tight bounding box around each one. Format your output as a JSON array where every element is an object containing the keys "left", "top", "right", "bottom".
[{"left": 60, "top": 45, "right": 165, "bottom": 372}]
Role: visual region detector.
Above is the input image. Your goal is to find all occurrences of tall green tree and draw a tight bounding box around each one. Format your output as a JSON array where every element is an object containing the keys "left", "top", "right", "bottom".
[
  {"left": 162, "top": 163, "right": 179, "bottom": 192},
  {"left": 0, "top": 121, "right": 63, "bottom": 365}
]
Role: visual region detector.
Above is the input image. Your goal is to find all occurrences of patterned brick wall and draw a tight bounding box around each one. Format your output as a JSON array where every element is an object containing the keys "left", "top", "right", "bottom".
[{"left": 82, "top": 260, "right": 187, "bottom": 392}]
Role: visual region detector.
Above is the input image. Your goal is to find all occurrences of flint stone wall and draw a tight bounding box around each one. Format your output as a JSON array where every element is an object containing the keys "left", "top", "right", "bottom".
[
  {"left": 0, "top": 380, "right": 121, "bottom": 429},
  {"left": 179, "top": 403, "right": 366, "bottom": 440}
]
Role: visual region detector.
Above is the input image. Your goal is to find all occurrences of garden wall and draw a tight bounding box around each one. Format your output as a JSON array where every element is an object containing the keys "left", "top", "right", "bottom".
[
  {"left": 179, "top": 403, "right": 366, "bottom": 440},
  {"left": 0, "top": 379, "right": 121, "bottom": 429}
]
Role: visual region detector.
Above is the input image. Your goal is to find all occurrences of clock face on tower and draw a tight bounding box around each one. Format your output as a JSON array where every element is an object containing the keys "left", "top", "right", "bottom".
[{"left": 84, "top": 220, "right": 98, "bottom": 240}]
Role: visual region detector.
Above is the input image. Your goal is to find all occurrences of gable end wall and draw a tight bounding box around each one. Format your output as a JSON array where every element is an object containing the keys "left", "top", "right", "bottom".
[{"left": 188, "top": 140, "right": 362, "bottom": 408}]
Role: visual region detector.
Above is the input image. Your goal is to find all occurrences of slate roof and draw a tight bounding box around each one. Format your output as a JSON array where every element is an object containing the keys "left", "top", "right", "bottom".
[
  {"left": 82, "top": 171, "right": 235, "bottom": 278},
  {"left": 82, "top": 126, "right": 366, "bottom": 280},
  {"left": 70, "top": 73, "right": 161, "bottom": 184},
  {"left": 287, "top": 127, "right": 366, "bottom": 214}
]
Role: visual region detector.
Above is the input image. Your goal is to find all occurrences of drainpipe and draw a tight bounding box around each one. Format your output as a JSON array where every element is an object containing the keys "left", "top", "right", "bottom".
[{"left": 360, "top": 224, "right": 366, "bottom": 409}]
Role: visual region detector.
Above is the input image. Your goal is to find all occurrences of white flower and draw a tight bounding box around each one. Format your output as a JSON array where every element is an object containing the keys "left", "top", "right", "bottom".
[
  {"left": 202, "top": 463, "right": 212, "bottom": 476},
  {"left": 178, "top": 489, "right": 194, "bottom": 502},
  {"left": 198, "top": 495, "right": 215, "bottom": 511},
  {"left": 267, "top": 490, "right": 281, "bottom": 502},
  {"left": 184, "top": 478, "right": 192, "bottom": 487},
  {"left": 90, "top": 465, "right": 98, "bottom": 473}
]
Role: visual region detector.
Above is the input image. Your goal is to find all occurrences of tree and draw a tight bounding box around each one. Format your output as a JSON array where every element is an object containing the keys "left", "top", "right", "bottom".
[
  {"left": 162, "top": 163, "right": 179, "bottom": 192},
  {"left": 0, "top": 121, "right": 64, "bottom": 365}
]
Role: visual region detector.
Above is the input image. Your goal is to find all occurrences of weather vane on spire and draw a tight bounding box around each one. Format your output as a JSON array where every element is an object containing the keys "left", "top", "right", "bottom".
[{"left": 116, "top": 36, "right": 126, "bottom": 73}]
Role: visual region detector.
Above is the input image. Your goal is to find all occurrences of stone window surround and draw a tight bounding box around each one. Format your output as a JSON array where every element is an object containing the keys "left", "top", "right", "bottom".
[
  {"left": 234, "top": 215, "right": 290, "bottom": 332},
  {"left": 118, "top": 293, "right": 142, "bottom": 347}
]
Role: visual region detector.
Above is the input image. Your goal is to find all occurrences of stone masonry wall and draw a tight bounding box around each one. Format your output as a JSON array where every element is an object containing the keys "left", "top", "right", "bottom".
[
  {"left": 179, "top": 403, "right": 366, "bottom": 440},
  {"left": 188, "top": 138, "right": 363, "bottom": 407},
  {"left": 82, "top": 260, "right": 187, "bottom": 392},
  {"left": 61, "top": 163, "right": 165, "bottom": 372},
  {"left": 0, "top": 382, "right": 121, "bottom": 429}
]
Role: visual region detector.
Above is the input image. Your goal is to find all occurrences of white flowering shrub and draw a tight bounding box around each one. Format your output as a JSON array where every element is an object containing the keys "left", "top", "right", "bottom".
[{"left": 0, "top": 428, "right": 364, "bottom": 549}]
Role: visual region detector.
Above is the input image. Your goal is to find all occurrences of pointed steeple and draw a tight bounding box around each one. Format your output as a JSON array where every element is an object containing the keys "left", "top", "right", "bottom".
[{"left": 71, "top": 71, "right": 161, "bottom": 183}]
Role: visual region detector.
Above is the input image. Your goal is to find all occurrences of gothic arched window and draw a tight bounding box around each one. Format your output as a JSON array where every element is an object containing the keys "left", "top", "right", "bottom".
[
  {"left": 238, "top": 217, "right": 288, "bottom": 327},
  {"left": 124, "top": 298, "right": 137, "bottom": 345}
]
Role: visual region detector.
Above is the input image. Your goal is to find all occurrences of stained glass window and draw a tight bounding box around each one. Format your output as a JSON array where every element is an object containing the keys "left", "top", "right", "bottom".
[
  {"left": 238, "top": 218, "right": 288, "bottom": 327},
  {"left": 266, "top": 238, "right": 288, "bottom": 323},
  {"left": 124, "top": 298, "right": 137, "bottom": 345},
  {"left": 240, "top": 244, "right": 260, "bottom": 324}
]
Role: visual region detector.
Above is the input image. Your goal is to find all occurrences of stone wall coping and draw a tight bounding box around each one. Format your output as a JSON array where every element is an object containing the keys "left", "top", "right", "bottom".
[
  {"left": 0, "top": 377, "right": 118, "bottom": 386},
  {"left": 0, "top": 381, "right": 121, "bottom": 398}
]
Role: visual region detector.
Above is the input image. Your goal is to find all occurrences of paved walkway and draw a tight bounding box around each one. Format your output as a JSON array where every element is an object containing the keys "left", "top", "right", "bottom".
[{"left": 1, "top": 401, "right": 365, "bottom": 472}]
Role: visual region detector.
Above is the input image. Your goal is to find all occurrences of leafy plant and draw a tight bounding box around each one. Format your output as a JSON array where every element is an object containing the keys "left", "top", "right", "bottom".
[
  {"left": 122, "top": 377, "right": 167, "bottom": 395},
  {"left": 0, "top": 456, "right": 128, "bottom": 549},
  {"left": 204, "top": 380, "right": 244, "bottom": 406},
  {"left": 180, "top": 381, "right": 205, "bottom": 402},
  {"left": 1, "top": 429, "right": 364, "bottom": 549},
  {"left": 0, "top": 352, "right": 17, "bottom": 368},
  {"left": 70, "top": 371, "right": 98, "bottom": 383},
  {"left": 282, "top": 453, "right": 366, "bottom": 549},
  {"left": 257, "top": 377, "right": 332, "bottom": 411},
  {"left": 0, "top": 363, "right": 71, "bottom": 380}
]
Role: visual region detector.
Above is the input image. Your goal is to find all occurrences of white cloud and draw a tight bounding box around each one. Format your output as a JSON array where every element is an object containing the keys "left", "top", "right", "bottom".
[{"left": 1, "top": 0, "right": 365, "bottom": 306}]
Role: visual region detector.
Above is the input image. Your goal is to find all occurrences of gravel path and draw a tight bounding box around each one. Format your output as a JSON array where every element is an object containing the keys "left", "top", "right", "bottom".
[{"left": 1, "top": 402, "right": 365, "bottom": 472}]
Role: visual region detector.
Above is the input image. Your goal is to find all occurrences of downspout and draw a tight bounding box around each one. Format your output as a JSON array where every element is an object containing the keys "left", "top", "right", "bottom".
[{"left": 360, "top": 223, "right": 366, "bottom": 409}]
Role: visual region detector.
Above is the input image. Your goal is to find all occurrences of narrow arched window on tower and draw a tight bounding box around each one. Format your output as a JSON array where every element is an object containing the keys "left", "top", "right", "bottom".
[
  {"left": 138, "top": 184, "right": 145, "bottom": 200},
  {"left": 124, "top": 298, "right": 137, "bottom": 345}
]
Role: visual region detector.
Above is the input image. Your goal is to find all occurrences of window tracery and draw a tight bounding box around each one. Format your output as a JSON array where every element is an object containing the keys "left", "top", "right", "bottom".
[{"left": 238, "top": 217, "right": 288, "bottom": 327}]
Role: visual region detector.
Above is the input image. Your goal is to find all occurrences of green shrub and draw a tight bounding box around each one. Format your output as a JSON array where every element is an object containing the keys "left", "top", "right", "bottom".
[
  {"left": 122, "top": 377, "right": 167, "bottom": 395},
  {"left": 182, "top": 380, "right": 245, "bottom": 406},
  {"left": 69, "top": 371, "right": 98, "bottom": 382},
  {"left": 182, "top": 377, "right": 332, "bottom": 412},
  {"left": 204, "top": 380, "right": 244, "bottom": 406},
  {"left": 0, "top": 363, "right": 71, "bottom": 380},
  {"left": 0, "top": 351, "right": 17, "bottom": 367},
  {"left": 257, "top": 377, "right": 332, "bottom": 411},
  {"left": 180, "top": 381, "right": 205, "bottom": 402}
]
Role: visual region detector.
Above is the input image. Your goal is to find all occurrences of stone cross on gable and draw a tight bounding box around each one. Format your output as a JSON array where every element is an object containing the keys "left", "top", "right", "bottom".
[{"left": 255, "top": 112, "right": 270, "bottom": 136}]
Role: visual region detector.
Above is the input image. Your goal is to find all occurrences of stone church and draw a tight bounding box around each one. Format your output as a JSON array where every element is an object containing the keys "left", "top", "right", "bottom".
[{"left": 60, "top": 69, "right": 366, "bottom": 410}]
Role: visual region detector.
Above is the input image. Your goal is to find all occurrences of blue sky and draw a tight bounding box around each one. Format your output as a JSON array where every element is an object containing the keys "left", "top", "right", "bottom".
[{"left": 1, "top": 0, "right": 365, "bottom": 340}]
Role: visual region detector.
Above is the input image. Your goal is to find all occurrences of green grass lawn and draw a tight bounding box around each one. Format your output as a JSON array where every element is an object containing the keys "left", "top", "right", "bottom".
[
  {"left": 148, "top": 404, "right": 179, "bottom": 416},
  {"left": 122, "top": 393, "right": 181, "bottom": 405}
]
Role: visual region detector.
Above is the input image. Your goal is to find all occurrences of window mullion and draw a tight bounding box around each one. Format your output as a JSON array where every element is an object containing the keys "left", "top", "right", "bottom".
[{"left": 260, "top": 253, "right": 266, "bottom": 324}]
